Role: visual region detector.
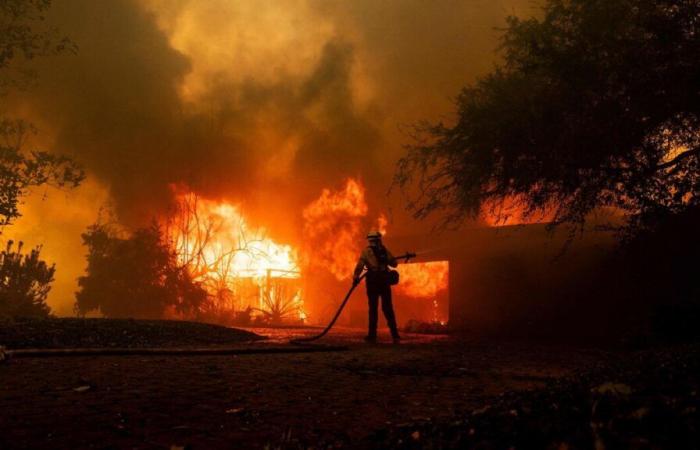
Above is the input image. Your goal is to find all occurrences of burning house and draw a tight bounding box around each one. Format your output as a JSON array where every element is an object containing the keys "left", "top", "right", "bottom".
[
  {"left": 166, "top": 192, "right": 306, "bottom": 325},
  {"left": 162, "top": 180, "right": 454, "bottom": 329},
  {"left": 162, "top": 178, "right": 622, "bottom": 339}
]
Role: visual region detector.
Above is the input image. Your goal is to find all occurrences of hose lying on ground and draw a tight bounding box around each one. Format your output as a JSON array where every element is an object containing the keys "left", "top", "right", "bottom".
[
  {"left": 290, "top": 273, "right": 367, "bottom": 344},
  {"left": 0, "top": 344, "right": 347, "bottom": 360},
  {"left": 290, "top": 251, "right": 418, "bottom": 345}
]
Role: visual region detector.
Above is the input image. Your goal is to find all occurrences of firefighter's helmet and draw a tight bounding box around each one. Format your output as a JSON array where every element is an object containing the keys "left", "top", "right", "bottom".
[{"left": 366, "top": 230, "right": 382, "bottom": 240}]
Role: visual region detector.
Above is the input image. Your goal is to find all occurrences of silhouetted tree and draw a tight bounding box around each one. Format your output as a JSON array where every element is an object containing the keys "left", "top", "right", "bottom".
[
  {"left": 0, "top": 1, "right": 81, "bottom": 318},
  {"left": 396, "top": 0, "right": 700, "bottom": 235},
  {"left": 0, "top": 0, "right": 83, "bottom": 228},
  {"left": 0, "top": 0, "right": 74, "bottom": 93},
  {"left": 75, "top": 223, "right": 208, "bottom": 319},
  {"left": 0, "top": 120, "right": 84, "bottom": 227},
  {"left": 0, "top": 240, "right": 54, "bottom": 317}
]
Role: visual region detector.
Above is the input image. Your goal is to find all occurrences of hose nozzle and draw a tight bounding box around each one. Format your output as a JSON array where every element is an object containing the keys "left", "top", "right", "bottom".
[{"left": 397, "top": 252, "right": 417, "bottom": 263}]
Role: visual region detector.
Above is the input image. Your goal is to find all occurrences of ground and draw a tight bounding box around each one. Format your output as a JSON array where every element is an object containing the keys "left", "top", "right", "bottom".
[{"left": 0, "top": 322, "right": 697, "bottom": 449}]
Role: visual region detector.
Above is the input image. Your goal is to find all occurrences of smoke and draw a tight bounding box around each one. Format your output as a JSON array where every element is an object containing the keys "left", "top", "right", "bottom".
[
  {"left": 5, "top": 0, "right": 535, "bottom": 312},
  {"left": 10, "top": 0, "right": 384, "bottom": 227}
]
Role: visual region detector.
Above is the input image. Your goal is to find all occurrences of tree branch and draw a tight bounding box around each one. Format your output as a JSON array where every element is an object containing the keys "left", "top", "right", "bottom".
[{"left": 655, "top": 147, "right": 700, "bottom": 171}]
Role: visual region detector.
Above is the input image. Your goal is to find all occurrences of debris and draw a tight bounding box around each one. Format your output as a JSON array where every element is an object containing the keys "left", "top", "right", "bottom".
[
  {"left": 225, "top": 408, "right": 245, "bottom": 414},
  {"left": 591, "top": 382, "right": 632, "bottom": 396},
  {"left": 630, "top": 407, "right": 650, "bottom": 419},
  {"left": 73, "top": 385, "right": 91, "bottom": 393},
  {"left": 472, "top": 405, "right": 491, "bottom": 415},
  {"left": 366, "top": 346, "right": 700, "bottom": 449},
  {"left": 403, "top": 320, "right": 448, "bottom": 335}
]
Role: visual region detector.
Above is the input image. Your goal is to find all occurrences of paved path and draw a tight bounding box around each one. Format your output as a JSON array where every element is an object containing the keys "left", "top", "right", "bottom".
[{"left": 0, "top": 328, "right": 610, "bottom": 449}]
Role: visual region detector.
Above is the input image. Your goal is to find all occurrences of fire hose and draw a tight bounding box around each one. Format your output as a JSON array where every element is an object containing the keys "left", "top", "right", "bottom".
[
  {"left": 290, "top": 252, "right": 416, "bottom": 344},
  {"left": 290, "top": 273, "right": 367, "bottom": 345}
]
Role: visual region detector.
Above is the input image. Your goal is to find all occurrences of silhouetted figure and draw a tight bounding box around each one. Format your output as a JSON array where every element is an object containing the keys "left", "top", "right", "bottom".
[{"left": 353, "top": 231, "right": 400, "bottom": 343}]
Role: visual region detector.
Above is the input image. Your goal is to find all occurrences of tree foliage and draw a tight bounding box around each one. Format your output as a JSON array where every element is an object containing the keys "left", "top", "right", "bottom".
[
  {"left": 396, "top": 0, "right": 700, "bottom": 234},
  {"left": 0, "top": 0, "right": 83, "bottom": 228},
  {"left": 0, "top": 120, "right": 83, "bottom": 227},
  {"left": 75, "top": 223, "right": 208, "bottom": 319},
  {"left": 0, "top": 0, "right": 74, "bottom": 93},
  {"left": 0, "top": 0, "right": 81, "bottom": 317},
  {"left": 0, "top": 240, "right": 54, "bottom": 317}
]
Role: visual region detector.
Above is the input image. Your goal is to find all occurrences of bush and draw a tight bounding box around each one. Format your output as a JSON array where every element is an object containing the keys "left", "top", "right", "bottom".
[
  {"left": 0, "top": 240, "right": 54, "bottom": 318},
  {"left": 75, "top": 223, "right": 208, "bottom": 319}
]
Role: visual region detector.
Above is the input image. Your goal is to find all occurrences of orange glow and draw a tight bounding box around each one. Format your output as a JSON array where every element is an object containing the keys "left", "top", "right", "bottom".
[
  {"left": 167, "top": 191, "right": 305, "bottom": 321},
  {"left": 171, "top": 192, "right": 299, "bottom": 279},
  {"left": 396, "top": 261, "right": 449, "bottom": 298},
  {"left": 302, "top": 178, "right": 368, "bottom": 281},
  {"left": 481, "top": 195, "right": 556, "bottom": 226},
  {"left": 165, "top": 182, "right": 448, "bottom": 326},
  {"left": 376, "top": 213, "right": 388, "bottom": 236}
]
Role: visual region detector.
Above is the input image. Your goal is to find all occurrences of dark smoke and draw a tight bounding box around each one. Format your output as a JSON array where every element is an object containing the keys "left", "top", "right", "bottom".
[
  {"left": 2, "top": 0, "right": 535, "bottom": 313},
  {"left": 9, "top": 0, "right": 531, "bottom": 232}
]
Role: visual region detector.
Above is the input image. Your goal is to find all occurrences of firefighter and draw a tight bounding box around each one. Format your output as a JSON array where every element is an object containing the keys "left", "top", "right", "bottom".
[{"left": 353, "top": 230, "right": 401, "bottom": 343}]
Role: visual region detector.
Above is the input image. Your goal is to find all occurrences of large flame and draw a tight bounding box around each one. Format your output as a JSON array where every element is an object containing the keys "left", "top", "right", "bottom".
[
  {"left": 396, "top": 261, "right": 449, "bottom": 298},
  {"left": 302, "top": 178, "right": 368, "bottom": 280},
  {"left": 166, "top": 181, "right": 449, "bottom": 326},
  {"left": 170, "top": 192, "right": 300, "bottom": 280},
  {"left": 166, "top": 191, "right": 304, "bottom": 322}
]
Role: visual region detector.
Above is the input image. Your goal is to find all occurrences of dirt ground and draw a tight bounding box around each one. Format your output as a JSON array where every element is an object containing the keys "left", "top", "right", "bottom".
[{"left": 0, "top": 327, "right": 614, "bottom": 449}]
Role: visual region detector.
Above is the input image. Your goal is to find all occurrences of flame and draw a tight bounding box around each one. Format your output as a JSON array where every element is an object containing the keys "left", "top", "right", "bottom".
[
  {"left": 166, "top": 191, "right": 305, "bottom": 321},
  {"left": 170, "top": 193, "right": 300, "bottom": 280},
  {"left": 376, "top": 213, "right": 388, "bottom": 236},
  {"left": 302, "top": 178, "right": 368, "bottom": 280},
  {"left": 166, "top": 182, "right": 448, "bottom": 326},
  {"left": 396, "top": 261, "right": 449, "bottom": 298}
]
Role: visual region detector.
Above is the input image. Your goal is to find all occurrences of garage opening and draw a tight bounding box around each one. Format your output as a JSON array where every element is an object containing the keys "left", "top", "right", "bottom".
[{"left": 395, "top": 261, "right": 449, "bottom": 333}]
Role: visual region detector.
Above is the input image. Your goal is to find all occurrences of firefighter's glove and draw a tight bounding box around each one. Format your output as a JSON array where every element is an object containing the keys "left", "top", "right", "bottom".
[{"left": 352, "top": 276, "right": 360, "bottom": 286}]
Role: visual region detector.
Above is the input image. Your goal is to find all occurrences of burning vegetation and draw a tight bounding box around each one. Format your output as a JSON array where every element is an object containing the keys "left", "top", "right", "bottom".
[
  {"left": 165, "top": 191, "right": 304, "bottom": 325},
  {"left": 74, "top": 178, "right": 449, "bottom": 327}
]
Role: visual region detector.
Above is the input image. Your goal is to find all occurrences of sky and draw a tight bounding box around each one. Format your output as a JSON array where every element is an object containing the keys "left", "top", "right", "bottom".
[{"left": 4, "top": 0, "right": 536, "bottom": 315}]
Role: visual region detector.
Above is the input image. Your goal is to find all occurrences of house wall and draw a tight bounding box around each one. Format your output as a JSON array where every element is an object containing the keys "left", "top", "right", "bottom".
[{"left": 387, "top": 225, "right": 621, "bottom": 339}]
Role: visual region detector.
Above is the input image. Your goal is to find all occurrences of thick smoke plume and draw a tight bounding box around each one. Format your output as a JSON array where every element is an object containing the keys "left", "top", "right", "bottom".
[{"left": 6, "top": 0, "right": 531, "bottom": 313}]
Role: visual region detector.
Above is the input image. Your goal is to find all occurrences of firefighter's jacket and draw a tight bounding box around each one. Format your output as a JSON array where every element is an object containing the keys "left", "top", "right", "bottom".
[{"left": 353, "top": 245, "right": 398, "bottom": 279}]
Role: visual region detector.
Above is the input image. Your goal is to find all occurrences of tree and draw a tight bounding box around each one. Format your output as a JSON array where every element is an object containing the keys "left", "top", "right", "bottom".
[
  {"left": 0, "top": 120, "right": 83, "bottom": 227},
  {"left": 0, "top": 0, "right": 83, "bottom": 228},
  {"left": 1, "top": 0, "right": 74, "bottom": 93},
  {"left": 395, "top": 0, "right": 700, "bottom": 235},
  {"left": 75, "top": 223, "right": 208, "bottom": 319},
  {"left": 0, "top": 240, "right": 54, "bottom": 317}
]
